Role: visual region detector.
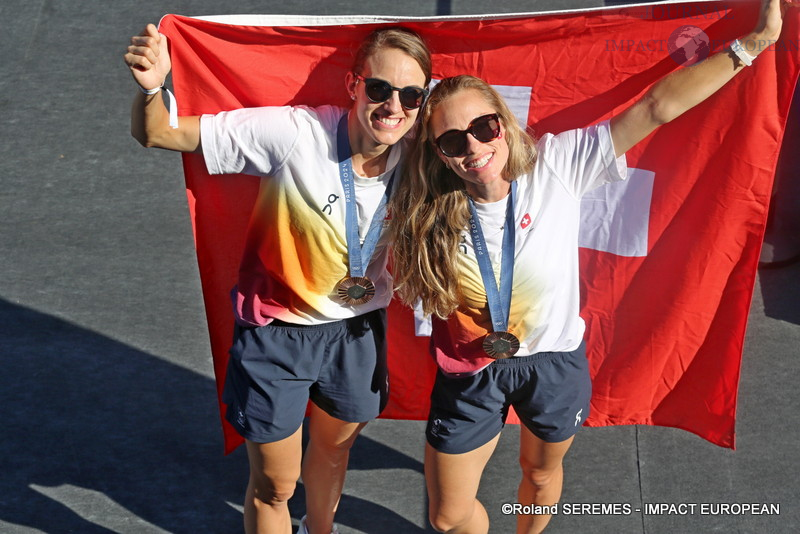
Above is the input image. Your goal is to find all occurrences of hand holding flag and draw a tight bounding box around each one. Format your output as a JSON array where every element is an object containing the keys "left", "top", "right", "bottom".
[
  {"left": 757, "top": 0, "right": 789, "bottom": 42},
  {"left": 124, "top": 23, "right": 171, "bottom": 92},
  {"left": 612, "top": 0, "right": 792, "bottom": 157},
  {"left": 126, "top": 23, "right": 199, "bottom": 152}
]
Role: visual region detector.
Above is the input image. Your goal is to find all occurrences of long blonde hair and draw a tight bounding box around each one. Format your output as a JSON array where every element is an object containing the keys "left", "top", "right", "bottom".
[{"left": 390, "top": 75, "right": 537, "bottom": 318}]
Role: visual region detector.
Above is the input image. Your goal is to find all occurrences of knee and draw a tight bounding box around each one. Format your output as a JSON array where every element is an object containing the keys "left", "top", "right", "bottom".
[
  {"left": 428, "top": 513, "right": 457, "bottom": 533},
  {"left": 250, "top": 474, "right": 297, "bottom": 506},
  {"left": 428, "top": 504, "right": 471, "bottom": 533},
  {"left": 520, "top": 463, "right": 562, "bottom": 492}
]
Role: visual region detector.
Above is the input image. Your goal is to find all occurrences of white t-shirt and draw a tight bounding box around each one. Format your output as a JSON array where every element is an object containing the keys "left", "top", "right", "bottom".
[
  {"left": 200, "top": 105, "right": 401, "bottom": 326},
  {"left": 432, "top": 120, "right": 627, "bottom": 375}
]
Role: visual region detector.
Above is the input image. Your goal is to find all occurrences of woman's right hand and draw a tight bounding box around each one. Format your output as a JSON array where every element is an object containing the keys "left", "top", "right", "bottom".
[
  {"left": 126, "top": 23, "right": 200, "bottom": 152},
  {"left": 124, "top": 23, "right": 171, "bottom": 91}
]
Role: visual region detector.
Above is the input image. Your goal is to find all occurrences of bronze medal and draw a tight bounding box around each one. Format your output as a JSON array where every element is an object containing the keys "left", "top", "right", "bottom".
[
  {"left": 482, "top": 331, "right": 520, "bottom": 359},
  {"left": 336, "top": 276, "right": 375, "bottom": 305}
]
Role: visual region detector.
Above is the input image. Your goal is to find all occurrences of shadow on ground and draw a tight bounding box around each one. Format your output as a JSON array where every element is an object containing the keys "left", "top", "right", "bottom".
[
  {"left": 759, "top": 262, "right": 800, "bottom": 326},
  {"left": 0, "top": 298, "right": 427, "bottom": 533}
]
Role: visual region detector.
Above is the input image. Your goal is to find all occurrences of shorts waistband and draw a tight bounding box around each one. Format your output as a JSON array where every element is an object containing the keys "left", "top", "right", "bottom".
[
  {"left": 489, "top": 342, "right": 585, "bottom": 367},
  {"left": 488, "top": 351, "right": 563, "bottom": 366},
  {"left": 265, "top": 308, "right": 384, "bottom": 330}
]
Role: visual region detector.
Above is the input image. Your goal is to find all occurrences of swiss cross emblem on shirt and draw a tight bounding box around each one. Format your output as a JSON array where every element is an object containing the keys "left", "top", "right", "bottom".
[{"left": 521, "top": 213, "right": 532, "bottom": 229}]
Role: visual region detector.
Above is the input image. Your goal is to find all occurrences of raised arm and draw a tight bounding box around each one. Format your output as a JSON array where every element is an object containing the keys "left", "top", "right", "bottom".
[
  {"left": 124, "top": 23, "right": 201, "bottom": 152},
  {"left": 610, "top": 0, "right": 790, "bottom": 157}
]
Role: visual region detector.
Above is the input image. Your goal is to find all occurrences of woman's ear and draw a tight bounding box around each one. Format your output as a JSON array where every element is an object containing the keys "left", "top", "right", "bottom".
[
  {"left": 436, "top": 149, "right": 450, "bottom": 169},
  {"left": 344, "top": 72, "right": 357, "bottom": 100}
]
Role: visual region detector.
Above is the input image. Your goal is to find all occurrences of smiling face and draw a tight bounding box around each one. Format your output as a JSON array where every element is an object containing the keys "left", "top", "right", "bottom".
[
  {"left": 345, "top": 47, "right": 427, "bottom": 157},
  {"left": 430, "top": 89, "right": 511, "bottom": 202}
]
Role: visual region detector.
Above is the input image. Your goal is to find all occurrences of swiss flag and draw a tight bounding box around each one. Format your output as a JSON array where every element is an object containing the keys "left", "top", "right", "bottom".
[{"left": 159, "top": 1, "right": 800, "bottom": 453}]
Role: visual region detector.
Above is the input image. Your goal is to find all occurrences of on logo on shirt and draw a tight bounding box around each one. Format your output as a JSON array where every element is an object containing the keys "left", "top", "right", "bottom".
[{"left": 321, "top": 193, "right": 340, "bottom": 215}]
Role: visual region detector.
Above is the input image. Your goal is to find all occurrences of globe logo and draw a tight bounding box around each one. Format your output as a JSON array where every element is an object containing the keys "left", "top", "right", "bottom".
[{"left": 668, "top": 25, "right": 710, "bottom": 66}]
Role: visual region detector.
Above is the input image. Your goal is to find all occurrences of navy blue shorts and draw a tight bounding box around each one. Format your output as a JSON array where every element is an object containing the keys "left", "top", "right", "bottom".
[
  {"left": 426, "top": 343, "right": 591, "bottom": 454},
  {"left": 223, "top": 309, "right": 388, "bottom": 443}
]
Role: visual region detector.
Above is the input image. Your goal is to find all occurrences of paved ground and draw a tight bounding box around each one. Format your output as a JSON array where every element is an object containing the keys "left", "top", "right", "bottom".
[{"left": 1, "top": 1, "right": 798, "bottom": 532}]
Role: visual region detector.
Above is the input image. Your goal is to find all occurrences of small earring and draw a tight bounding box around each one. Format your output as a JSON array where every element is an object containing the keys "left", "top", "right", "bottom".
[
  {"left": 350, "top": 94, "right": 356, "bottom": 100},
  {"left": 445, "top": 162, "right": 450, "bottom": 169}
]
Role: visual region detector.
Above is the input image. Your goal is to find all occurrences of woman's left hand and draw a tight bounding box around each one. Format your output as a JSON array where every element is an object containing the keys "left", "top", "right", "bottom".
[{"left": 753, "top": 0, "right": 795, "bottom": 43}]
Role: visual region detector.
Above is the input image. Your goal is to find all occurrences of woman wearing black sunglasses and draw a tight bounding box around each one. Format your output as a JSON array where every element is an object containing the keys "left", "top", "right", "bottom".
[
  {"left": 125, "top": 24, "right": 430, "bottom": 534},
  {"left": 390, "top": 1, "right": 789, "bottom": 533}
]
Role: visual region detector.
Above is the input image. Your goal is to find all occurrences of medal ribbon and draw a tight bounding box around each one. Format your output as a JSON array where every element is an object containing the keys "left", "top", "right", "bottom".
[
  {"left": 336, "top": 115, "right": 397, "bottom": 278},
  {"left": 467, "top": 180, "right": 517, "bottom": 333}
]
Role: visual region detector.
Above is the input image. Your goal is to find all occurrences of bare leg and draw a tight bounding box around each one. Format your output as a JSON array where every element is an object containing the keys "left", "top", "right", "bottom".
[
  {"left": 516, "top": 429, "right": 575, "bottom": 534},
  {"left": 425, "top": 434, "right": 501, "bottom": 534},
  {"left": 302, "top": 404, "right": 367, "bottom": 534},
  {"left": 244, "top": 427, "right": 304, "bottom": 534}
]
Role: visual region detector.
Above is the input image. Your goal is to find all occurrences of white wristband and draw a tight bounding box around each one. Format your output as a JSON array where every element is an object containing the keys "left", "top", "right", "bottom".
[
  {"left": 137, "top": 83, "right": 179, "bottom": 129},
  {"left": 731, "top": 39, "right": 756, "bottom": 67},
  {"left": 164, "top": 87, "right": 179, "bottom": 130},
  {"left": 138, "top": 84, "right": 163, "bottom": 95}
]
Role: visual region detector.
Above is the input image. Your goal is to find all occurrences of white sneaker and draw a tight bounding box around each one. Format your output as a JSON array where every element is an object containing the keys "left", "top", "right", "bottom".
[{"left": 298, "top": 515, "right": 339, "bottom": 534}]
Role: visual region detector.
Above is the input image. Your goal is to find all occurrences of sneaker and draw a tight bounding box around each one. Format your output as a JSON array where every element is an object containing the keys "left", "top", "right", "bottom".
[{"left": 298, "top": 515, "right": 339, "bottom": 534}]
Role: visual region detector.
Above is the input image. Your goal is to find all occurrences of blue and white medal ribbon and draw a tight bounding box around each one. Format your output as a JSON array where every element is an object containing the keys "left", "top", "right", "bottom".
[
  {"left": 467, "top": 180, "right": 520, "bottom": 358},
  {"left": 335, "top": 114, "right": 396, "bottom": 305}
]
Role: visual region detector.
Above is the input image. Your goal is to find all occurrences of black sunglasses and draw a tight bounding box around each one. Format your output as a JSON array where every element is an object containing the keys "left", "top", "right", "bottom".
[
  {"left": 435, "top": 113, "right": 502, "bottom": 158},
  {"left": 354, "top": 74, "right": 429, "bottom": 110}
]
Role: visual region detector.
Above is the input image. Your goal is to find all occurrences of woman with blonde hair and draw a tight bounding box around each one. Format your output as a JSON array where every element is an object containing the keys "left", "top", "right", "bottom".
[
  {"left": 125, "top": 24, "right": 431, "bottom": 534},
  {"left": 390, "top": 2, "right": 790, "bottom": 532}
]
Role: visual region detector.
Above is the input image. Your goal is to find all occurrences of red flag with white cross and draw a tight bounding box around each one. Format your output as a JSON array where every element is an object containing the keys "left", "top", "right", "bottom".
[{"left": 159, "top": 1, "right": 800, "bottom": 453}]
